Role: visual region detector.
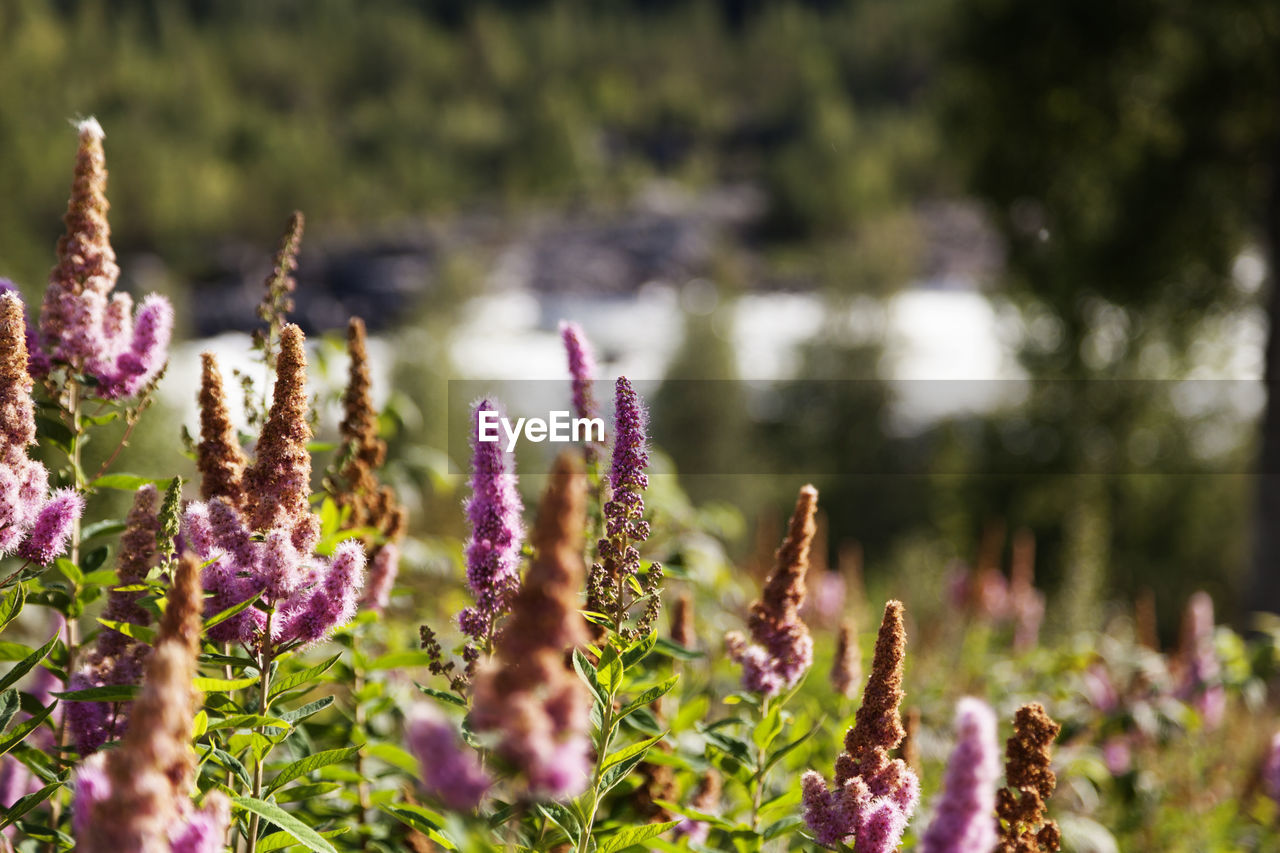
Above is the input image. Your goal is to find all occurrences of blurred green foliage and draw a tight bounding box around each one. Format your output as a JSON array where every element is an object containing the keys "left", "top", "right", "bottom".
[{"left": 0, "top": 0, "right": 945, "bottom": 289}]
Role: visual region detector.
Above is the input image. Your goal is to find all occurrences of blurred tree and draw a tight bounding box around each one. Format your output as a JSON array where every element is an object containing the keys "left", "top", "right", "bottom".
[{"left": 946, "top": 0, "right": 1280, "bottom": 612}]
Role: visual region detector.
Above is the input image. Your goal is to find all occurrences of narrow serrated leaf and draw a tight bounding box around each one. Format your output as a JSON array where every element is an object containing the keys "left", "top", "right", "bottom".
[{"left": 231, "top": 796, "right": 338, "bottom": 853}]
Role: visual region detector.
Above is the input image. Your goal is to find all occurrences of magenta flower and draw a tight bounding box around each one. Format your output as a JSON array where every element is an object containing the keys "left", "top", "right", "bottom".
[
  {"left": 920, "top": 698, "right": 1000, "bottom": 853},
  {"left": 360, "top": 540, "right": 399, "bottom": 614},
  {"left": 802, "top": 769, "right": 918, "bottom": 852},
  {"left": 39, "top": 120, "right": 172, "bottom": 399},
  {"left": 0, "top": 291, "right": 83, "bottom": 564},
  {"left": 20, "top": 489, "right": 83, "bottom": 564},
  {"left": 183, "top": 498, "right": 365, "bottom": 647},
  {"left": 407, "top": 707, "right": 492, "bottom": 811},
  {"left": 607, "top": 377, "right": 649, "bottom": 529},
  {"left": 559, "top": 321, "right": 598, "bottom": 424},
  {"left": 458, "top": 398, "right": 524, "bottom": 647}
]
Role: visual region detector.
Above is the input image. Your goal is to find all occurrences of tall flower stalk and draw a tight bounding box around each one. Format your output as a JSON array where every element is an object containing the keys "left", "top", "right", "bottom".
[
  {"left": 458, "top": 397, "right": 524, "bottom": 669},
  {"left": 726, "top": 484, "right": 819, "bottom": 698},
  {"left": 587, "top": 377, "right": 662, "bottom": 640},
  {"left": 470, "top": 452, "right": 591, "bottom": 799},
  {"left": 802, "top": 600, "right": 920, "bottom": 851},
  {"left": 995, "top": 704, "right": 1061, "bottom": 853},
  {"left": 73, "top": 553, "right": 230, "bottom": 852},
  {"left": 921, "top": 698, "right": 1000, "bottom": 853}
]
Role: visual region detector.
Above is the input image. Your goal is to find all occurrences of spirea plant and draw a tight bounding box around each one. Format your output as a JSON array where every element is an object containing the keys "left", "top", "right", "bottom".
[{"left": 2, "top": 118, "right": 1280, "bottom": 853}]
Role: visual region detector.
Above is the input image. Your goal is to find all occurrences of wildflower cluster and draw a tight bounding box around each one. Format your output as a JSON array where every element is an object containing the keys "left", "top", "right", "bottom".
[{"left": 587, "top": 377, "right": 663, "bottom": 640}]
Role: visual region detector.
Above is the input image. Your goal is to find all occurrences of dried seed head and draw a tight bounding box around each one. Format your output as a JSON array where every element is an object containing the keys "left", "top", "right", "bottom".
[
  {"left": 244, "top": 324, "right": 314, "bottom": 543},
  {"left": 0, "top": 294, "right": 34, "bottom": 453},
  {"left": 470, "top": 452, "right": 592, "bottom": 798},
  {"left": 79, "top": 554, "right": 207, "bottom": 852},
  {"left": 837, "top": 599, "right": 907, "bottom": 785},
  {"left": 830, "top": 620, "right": 861, "bottom": 699},
  {"left": 726, "top": 485, "right": 818, "bottom": 696},
  {"left": 197, "top": 353, "right": 247, "bottom": 507},
  {"left": 995, "top": 703, "right": 1061, "bottom": 853},
  {"left": 670, "top": 592, "right": 695, "bottom": 650}
]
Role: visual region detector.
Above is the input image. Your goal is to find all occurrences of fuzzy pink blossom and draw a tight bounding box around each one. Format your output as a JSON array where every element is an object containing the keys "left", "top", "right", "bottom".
[
  {"left": 920, "top": 698, "right": 1000, "bottom": 853},
  {"left": 559, "top": 321, "right": 599, "bottom": 425},
  {"left": 458, "top": 398, "right": 524, "bottom": 646},
  {"left": 39, "top": 120, "right": 171, "bottom": 398},
  {"left": 408, "top": 707, "right": 491, "bottom": 811},
  {"left": 360, "top": 540, "right": 399, "bottom": 613},
  {"left": 20, "top": 489, "right": 83, "bottom": 564}
]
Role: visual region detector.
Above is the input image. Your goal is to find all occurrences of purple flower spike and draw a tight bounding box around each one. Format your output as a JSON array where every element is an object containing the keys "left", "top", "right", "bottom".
[
  {"left": 920, "top": 698, "right": 1000, "bottom": 853},
  {"left": 94, "top": 294, "right": 173, "bottom": 399},
  {"left": 459, "top": 398, "right": 524, "bottom": 645},
  {"left": 608, "top": 377, "right": 648, "bottom": 501},
  {"left": 559, "top": 321, "right": 598, "bottom": 424},
  {"left": 360, "top": 540, "right": 399, "bottom": 614},
  {"left": 21, "top": 489, "right": 84, "bottom": 564},
  {"left": 408, "top": 707, "right": 492, "bottom": 811}
]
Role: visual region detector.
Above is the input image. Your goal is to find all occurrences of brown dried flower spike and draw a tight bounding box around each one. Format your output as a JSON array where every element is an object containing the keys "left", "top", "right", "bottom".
[
  {"left": 836, "top": 600, "right": 907, "bottom": 785},
  {"left": 996, "top": 702, "right": 1062, "bottom": 853},
  {"left": 197, "top": 352, "right": 248, "bottom": 507},
  {"left": 331, "top": 317, "right": 406, "bottom": 546}
]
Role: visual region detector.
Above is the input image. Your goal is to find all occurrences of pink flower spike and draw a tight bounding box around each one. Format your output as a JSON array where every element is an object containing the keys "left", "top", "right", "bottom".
[{"left": 22, "top": 489, "right": 83, "bottom": 564}]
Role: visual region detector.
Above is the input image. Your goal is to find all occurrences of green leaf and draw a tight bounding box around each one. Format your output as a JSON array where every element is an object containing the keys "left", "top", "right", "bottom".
[
  {"left": 621, "top": 632, "right": 658, "bottom": 668},
  {"left": 596, "top": 819, "right": 680, "bottom": 853},
  {"left": 0, "top": 642, "right": 34, "bottom": 662},
  {"left": 597, "top": 644, "right": 623, "bottom": 696},
  {"left": 231, "top": 796, "right": 338, "bottom": 853},
  {"left": 764, "top": 725, "right": 820, "bottom": 773},
  {"left": 256, "top": 828, "right": 346, "bottom": 852},
  {"left": 0, "top": 586, "right": 25, "bottom": 628},
  {"left": 96, "top": 619, "right": 157, "bottom": 645},
  {"left": 752, "top": 705, "right": 783, "bottom": 753},
  {"left": 54, "top": 559, "right": 83, "bottom": 587},
  {"left": 204, "top": 714, "right": 291, "bottom": 732},
  {"left": 572, "top": 649, "right": 606, "bottom": 705},
  {"left": 365, "top": 743, "right": 420, "bottom": 776},
  {"left": 0, "top": 781, "right": 63, "bottom": 829},
  {"left": 601, "top": 733, "right": 665, "bottom": 773},
  {"left": 600, "top": 748, "right": 654, "bottom": 795},
  {"left": 270, "top": 653, "right": 342, "bottom": 698},
  {"left": 207, "top": 746, "right": 252, "bottom": 788},
  {"left": 653, "top": 637, "right": 704, "bottom": 660},
  {"left": 415, "top": 683, "right": 466, "bottom": 707},
  {"left": 619, "top": 675, "right": 679, "bottom": 719},
  {"left": 91, "top": 474, "right": 167, "bottom": 491},
  {"left": 278, "top": 695, "right": 334, "bottom": 724},
  {"left": 762, "top": 816, "right": 803, "bottom": 840},
  {"left": 265, "top": 747, "right": 360, "bottom": 794},
  {"left": 81, "top": 545, "right": 109, "bottom": 573},
  {"left": 0, "top": 633, "right": 59, "bottom": 693},
  {"left": 193, "top": 675, "right": 259, "bottom": 692},
  {"left": 81, "top": 519, "right": 127, "bottom": 544},
  {"left": 0, "top": 702, "right": 55, "bottom": 758},
  {"left": 379, "top": 802, "right": 458, "bottom": 850},
  {"left": 367, "top": 650, "right": 436, "bottom": 671},
  {"left": 0, "top": 690, "right": 19, "bottom": 734},
  {"left": 536, "top": 802, "right": 581, "bottom": 847},
  {"left": 53, "top": 684, "right": 139, "bottom": 702},
  {"left": 273, "top": 782, "right": 341, "bottom": 804},
  {"left": 204, "top": 591, "right": 263, "bottom": 633}
]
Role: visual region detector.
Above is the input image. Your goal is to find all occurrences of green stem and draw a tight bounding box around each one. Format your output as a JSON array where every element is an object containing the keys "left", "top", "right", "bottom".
[
  {"left": 576, "top": 691, "right": 617, "bottom": 853},
  {"left": 247, "top": 610, "right": 276, "bottom": 853},
  {"left": 750, "top": 695, "right": 771, "bottom": 831}
]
